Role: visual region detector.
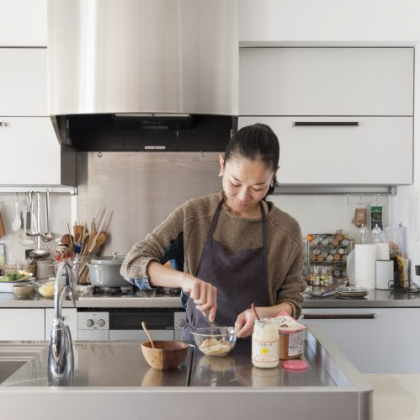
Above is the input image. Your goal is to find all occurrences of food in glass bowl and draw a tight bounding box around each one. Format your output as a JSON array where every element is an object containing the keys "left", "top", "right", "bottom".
[
  {"left": 191, "top": 327, "right": 237, "bottom": 357},
  {"left": 34, "top": 280, "right": 57, "bottom": 298}
]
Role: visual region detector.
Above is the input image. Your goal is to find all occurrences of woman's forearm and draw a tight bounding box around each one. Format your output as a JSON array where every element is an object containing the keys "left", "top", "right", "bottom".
[
  {"left": 256, "top": 302, "right": 293, "bottom": 318},
  {"left": 147, "top": 261, "right": 187, "bottom": 289}
]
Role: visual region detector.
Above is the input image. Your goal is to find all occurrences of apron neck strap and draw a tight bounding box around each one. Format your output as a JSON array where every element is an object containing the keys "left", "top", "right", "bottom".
[{"left": 206, "top": 198, "right": 268, "bottom": 251}]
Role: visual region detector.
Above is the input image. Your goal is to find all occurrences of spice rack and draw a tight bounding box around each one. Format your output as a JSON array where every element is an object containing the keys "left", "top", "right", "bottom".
[{"left": 307, "top": 233, "right": 353, "bottom": 285}]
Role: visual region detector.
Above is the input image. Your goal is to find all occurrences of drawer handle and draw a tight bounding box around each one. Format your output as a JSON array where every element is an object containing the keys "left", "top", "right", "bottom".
[
  {"left": 303, "top": 313, "right": 376, "bottom": 320},
  {"left": 293, "top": 122, "right": 359, "bottom": 127},
  {"left": 0, "top": 122, "right": 8, "bottom": 127}
]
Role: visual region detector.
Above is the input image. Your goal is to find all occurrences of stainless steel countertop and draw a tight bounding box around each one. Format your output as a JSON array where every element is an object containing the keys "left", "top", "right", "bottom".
[
  {"left": 303, "top": 289, "right": 420, "bottom": 308},
  {"left": 0, "top": 327, "right": 373, "bottom": 420}
]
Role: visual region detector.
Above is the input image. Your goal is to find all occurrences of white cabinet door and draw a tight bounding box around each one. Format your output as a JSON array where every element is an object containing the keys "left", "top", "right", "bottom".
[
  {"left": 0, "top": 118, "right": 65, "bottom": 185},
  {"left": 301, "top": 308, "right": 420, "bottom": 374},
  {"left": 240, "top": 48, "right": 414, "bottom": 116},
  {"left": 45, "top": 308, "right": 77, "bottom": 341},
  {"left": 0, "top": 48, "right": 47, "bottom": 116},
  {"left": 0, "top": 0, "right": 47, "bottom": 46},
  {"left": 239, "top": 116, "right": 413, "bottom": 185},
  {"left": 0, "top": 309, "right": 44, "bottom": 340}
]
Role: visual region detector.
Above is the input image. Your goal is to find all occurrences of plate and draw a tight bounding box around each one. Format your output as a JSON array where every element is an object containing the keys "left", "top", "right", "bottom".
[{"left": 336, "top": 286, "right": 368, "bottom": 293}]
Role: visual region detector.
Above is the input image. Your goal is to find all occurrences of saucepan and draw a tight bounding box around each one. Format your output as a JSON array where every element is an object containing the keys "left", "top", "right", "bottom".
[{"left": 88, "top": 254, "right": 128, "bottom": 287}]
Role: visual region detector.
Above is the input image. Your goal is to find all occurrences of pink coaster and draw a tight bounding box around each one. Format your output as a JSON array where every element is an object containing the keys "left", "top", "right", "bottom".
[{"left": 282, "top": 360, "right": 309, "bottom": 371}]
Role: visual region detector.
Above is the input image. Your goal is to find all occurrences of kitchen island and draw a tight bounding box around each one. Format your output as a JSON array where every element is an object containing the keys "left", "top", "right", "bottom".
[{"left": 0, "top": 326, "right": 373, "bottom": 420}]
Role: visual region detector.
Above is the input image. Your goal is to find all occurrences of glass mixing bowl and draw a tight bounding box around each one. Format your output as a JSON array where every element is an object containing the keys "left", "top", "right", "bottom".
[{"left": 191, "top": 327, "right": 237, "bottom": 357}]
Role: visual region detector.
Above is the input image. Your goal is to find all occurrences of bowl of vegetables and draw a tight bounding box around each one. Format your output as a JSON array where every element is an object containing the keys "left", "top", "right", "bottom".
[{"left": 0, "top": 271, "right": 32, "bottom": 293}]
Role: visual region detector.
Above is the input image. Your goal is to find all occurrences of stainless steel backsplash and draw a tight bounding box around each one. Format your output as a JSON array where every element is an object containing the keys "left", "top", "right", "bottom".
[{"left": 77, "top": 152, "right": 222, "bottom": 256}]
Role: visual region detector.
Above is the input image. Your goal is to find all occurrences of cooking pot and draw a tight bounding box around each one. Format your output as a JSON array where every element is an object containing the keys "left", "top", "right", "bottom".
[{"left": 88, "top": 254, "right": 128, "bottom": 287}]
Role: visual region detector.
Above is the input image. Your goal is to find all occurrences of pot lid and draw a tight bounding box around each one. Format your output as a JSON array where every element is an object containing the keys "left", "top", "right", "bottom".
[{"left": 90, "top": 254, "right": 126, "bottom": 266}]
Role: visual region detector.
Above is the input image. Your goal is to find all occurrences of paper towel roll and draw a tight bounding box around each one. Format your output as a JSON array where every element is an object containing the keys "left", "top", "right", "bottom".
[
  {"left": 376, "top": 260, "right": 394, "bottom": 290},
  {"left": 376, "top": 243, "right": 390, "bottom": 260},
  {"left": 355, "top": 244, "right": 377, "bottom": 289}
]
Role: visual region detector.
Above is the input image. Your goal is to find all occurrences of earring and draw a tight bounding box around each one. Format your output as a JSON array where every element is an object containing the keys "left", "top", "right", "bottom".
[
  {"left": 270, "top": 179, "right": 274, "bottom": 187},
  {"left": 219, "top": 173, "right": 223, "bottom": 177}
]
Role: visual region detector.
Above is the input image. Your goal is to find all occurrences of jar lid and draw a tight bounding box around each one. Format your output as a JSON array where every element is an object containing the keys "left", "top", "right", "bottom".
[
  {"left": 90, "top": 255, "right": 126, "bottom": 266},
  {"left": 282, "top": 360, "right": 308, "bottom": 371}
]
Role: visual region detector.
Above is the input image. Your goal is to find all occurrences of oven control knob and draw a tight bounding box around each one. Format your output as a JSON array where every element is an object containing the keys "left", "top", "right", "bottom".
[
  {"left": 97, "top": 319, "right": 106, "bottom": 328},
  {"left": 86, "top": 319, "right": 94, "bottom": 328},
  {"left": 177, "top": 318, "right": 186, "bottom": 328}
]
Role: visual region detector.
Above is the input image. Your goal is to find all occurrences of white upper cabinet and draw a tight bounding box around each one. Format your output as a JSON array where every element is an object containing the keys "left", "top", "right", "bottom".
[
  {"left": 0, "top": 0, "right": 47, "bottom": 46},
  {"left": 239, "top": 116, "right": 413, "bottom": 185},
  {"left": 0, "top": 48, "right": 47, "bottom": 116},
  {"left": 240, "top": 48, "right": 414, "bottom": 116}
]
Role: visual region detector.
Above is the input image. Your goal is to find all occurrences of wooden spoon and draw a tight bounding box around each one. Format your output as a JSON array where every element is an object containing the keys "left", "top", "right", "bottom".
[
  {"left": 251, "top": 303, "right": 260, "bottom": 321},
  {"left": 142, "top": 321, "right": 155, "bottom": 349},
  {"left": 60, "top": 234, "right": 74, "bottom": 245}
]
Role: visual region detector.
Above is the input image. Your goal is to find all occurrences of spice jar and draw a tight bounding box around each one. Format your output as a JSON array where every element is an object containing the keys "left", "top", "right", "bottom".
[{"left": 252, "top": 320, "right": 279, "bottom": 369}]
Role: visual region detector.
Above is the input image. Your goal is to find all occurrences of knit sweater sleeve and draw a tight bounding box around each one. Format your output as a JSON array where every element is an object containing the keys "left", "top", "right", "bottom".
[
  {"left": 276, "top": 238, "right": 305, "bottom": 319},
  {"left": 120, "top": 203, "right": 187, "bottom": 281}
]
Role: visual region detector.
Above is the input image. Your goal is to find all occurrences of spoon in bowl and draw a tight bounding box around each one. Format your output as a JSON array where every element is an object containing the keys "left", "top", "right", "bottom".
[{"left": 142, "top": 321, "right": 155, "bottom": 349}]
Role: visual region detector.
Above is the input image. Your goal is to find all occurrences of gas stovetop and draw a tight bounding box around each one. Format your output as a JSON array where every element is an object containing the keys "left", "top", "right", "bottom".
[{"left": 77, "top": 286, "right": 183, "bottom": 308}]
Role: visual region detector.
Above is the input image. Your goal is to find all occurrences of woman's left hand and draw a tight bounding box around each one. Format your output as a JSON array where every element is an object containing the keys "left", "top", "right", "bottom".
[{"left": 235, "top": 309, "right": 256, "bottom": 338}]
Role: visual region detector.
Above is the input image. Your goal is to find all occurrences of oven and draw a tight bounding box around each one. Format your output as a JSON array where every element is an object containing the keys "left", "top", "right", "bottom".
[{"left": 77, "top": 308, "right": 186, "bottom": 341}]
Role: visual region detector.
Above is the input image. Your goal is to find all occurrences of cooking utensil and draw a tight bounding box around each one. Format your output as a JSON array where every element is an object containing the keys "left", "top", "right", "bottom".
[
  {"left": 251, "top": 303, "right": 260, "bottom": 320},
  {"left": 41, "top": 190, "right": 54, "bottom": 242},
  {"left": 19, "top": 200, "right": 34, "bottom": 246},
  {"left": 87, "top": 254, "right": 127, "bottom": 287},
  {"left": 29, "top": 193, "right": 49, "bottom": 260},
  {"left": 142, "top": 321, "right": 155, "bottom": 348},
  {"left": 141, "top": 340, "right": 189, "bottom": 370},
  {"left": 11, "top": 194, "right": 21, "bottom": 232},
  {"left": 0, "top": 206, "right": 6, "bottom": 237},
  {"left": 26, "top": 192, "right": 38, "bottom": 237}
]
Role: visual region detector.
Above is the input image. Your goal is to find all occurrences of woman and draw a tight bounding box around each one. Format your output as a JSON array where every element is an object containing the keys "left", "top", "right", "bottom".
[{"left": 121, "top": 123, "right": 304, "bottom": 339}]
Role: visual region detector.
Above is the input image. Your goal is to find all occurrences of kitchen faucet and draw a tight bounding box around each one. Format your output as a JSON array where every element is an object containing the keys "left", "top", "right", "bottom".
[{"left": 47, "top": 260, "right": 77, "bottom": 386}]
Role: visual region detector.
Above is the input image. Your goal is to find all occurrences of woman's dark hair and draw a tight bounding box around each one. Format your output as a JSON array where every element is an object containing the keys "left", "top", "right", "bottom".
[{"left": 224, "top": 123, "right": 279, "bottom": 197}]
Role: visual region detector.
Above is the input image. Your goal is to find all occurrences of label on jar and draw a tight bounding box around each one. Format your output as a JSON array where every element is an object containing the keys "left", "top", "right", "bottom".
[
  {"left": 288, "top": 330, "right": 305, "bottom": 356},
  {"left": 252, "top": 339, "right": 279, "bottom": 364}
]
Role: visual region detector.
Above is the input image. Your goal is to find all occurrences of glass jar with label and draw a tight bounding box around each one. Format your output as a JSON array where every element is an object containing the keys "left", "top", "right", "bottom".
[{"left": 252, "top": 320, "right": 279, "bottom": 369}]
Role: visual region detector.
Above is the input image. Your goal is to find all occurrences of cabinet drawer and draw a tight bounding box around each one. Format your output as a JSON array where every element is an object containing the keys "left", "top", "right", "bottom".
[
  {"left": 240, "top": 47, "right": 414, "bottom": 116},
  {"left": 0, "top": 48, "right": 47, "bottom": 116},
  {"left": 239, "top": 116, "right": 413, "bottom": 185},
  {"left": 0, "top": 309, "right": 44, "bottom": 341}
]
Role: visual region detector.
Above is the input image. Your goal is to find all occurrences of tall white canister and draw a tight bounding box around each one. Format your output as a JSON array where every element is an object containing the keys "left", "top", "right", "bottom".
[
  {"left": 355, "top": 244, "right": 377, "bottom": 289},
  {"left": 375, "top": 260, "right": 394, "bottom": 290}
]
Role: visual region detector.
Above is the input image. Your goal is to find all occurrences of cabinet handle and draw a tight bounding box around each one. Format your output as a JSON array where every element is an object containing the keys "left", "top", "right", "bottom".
[
  {"left": 303, "top": 313, "right": 376, "bottom": 320},
  {"left": 293, "top": 122, "right": 359, "bottom": 127},
  {"left": 0, "top": 122, "right": 8, "bottom": 127}
]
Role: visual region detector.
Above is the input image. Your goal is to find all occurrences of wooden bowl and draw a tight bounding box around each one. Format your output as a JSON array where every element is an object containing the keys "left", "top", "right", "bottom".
[{"left": 141, "top": 341, "right": 189, "bottom": 370}]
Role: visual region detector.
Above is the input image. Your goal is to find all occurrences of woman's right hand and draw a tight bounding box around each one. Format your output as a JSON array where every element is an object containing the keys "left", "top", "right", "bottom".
[{"left": 180, "top": 274, "right": 217, "bottom": 323}]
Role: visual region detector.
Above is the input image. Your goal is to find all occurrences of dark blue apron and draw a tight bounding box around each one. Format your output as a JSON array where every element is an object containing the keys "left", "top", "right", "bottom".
[{"left": 182, "top": 198, "right": 271, "bottom": 340}]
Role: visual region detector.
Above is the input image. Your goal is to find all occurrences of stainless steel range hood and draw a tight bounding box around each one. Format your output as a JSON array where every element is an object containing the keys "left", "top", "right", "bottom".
[{"left": 48, "top": 0, "right": 238, "bottom": 151}]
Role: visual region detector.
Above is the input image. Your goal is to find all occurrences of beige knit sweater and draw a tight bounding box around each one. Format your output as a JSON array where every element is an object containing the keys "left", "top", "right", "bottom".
[{"left": 121, "top": 191, "right": 305, "bottom": 318}]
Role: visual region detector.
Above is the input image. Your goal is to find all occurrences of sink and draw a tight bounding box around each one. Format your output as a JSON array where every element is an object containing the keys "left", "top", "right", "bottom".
[{"left": 0, "top": 343, "right": 47, "bottom": 384}]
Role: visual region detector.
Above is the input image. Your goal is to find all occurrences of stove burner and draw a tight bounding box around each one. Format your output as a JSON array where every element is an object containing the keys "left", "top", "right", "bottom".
[{"left": 93, "top": 286, "right": 134, "bottom": 296}]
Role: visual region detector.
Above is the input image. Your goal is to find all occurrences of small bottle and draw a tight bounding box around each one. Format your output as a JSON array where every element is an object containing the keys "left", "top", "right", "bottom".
[
  {"left": 252, "top": 320, "right": 280, "bottom": 369},
  {"left": 371, "top": 224, "right": 383, "bottom": 243},
  {"left": 358, "top": 224, "right": 369, "bottom": 244}
]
